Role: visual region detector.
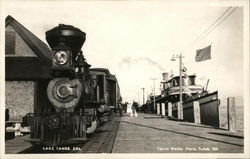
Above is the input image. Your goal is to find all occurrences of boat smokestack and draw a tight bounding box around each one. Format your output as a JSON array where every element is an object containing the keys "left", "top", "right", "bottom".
[{"left": 162, "top": 72, "right": 169, "bottom": 81}]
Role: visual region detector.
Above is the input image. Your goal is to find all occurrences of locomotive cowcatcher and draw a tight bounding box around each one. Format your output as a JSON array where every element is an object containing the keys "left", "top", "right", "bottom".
[{"left": 28, "top": 24, "right": 121, "bottom": 146}]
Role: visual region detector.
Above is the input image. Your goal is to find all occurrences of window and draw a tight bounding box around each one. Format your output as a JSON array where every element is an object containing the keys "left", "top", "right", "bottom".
[
  {"left": 189, "top": 76, "right": 196, "bottom": 85},
  {"left": 5, "top": 31, "right": 16, "bottom": 55},
  {"left": 173, "top": 79, "right": 179, "bottom": 86},
  {"left": 183, "top": 76, "right": 189, "bottom": 86}
]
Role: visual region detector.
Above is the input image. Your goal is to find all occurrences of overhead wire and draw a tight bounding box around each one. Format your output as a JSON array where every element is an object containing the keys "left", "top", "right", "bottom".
[
  {"left": 191, "top": 7, "right": 232, "bottom": 45},
  {"left": 197, "top": 7, "right": 238, "bottom": 42},
  {"left": 183, "top": 6, "right": 238, "bottom": 51}
]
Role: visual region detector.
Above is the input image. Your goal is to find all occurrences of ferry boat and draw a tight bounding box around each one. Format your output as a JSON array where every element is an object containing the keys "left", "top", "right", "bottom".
[
  {"left": 144, "top": 69, "right": 220, "bottom": 127},
  {"left": 161, "top": 73, "right": 202, "bottom": 101},
  {"left": 160, "top": 72, "right": 215, "bottom": 102}
]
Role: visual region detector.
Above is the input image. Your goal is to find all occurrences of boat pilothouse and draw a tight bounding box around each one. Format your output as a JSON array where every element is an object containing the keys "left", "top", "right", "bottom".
[{"left": 160, "top": 71, "right": 209, "bottom": 103}]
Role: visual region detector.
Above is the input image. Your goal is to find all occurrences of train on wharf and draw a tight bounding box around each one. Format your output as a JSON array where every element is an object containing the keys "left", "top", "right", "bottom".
[{"left": 23, "top": 24, "right": 122, "bottom": 146}]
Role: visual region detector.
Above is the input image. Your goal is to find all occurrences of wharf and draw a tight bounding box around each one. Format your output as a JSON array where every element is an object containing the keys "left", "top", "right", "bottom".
[
  {"left": 4, "top": 114, "right": 244, "bottom": 154},
  {"left": 5, "top": 116, "right": 120, "bottom": 154},
  {"left": 5, "top": 134, "right": 32, "bottom": 154},
  {"left": 112, "top": 113, "right": 244, "bottom": 153}
]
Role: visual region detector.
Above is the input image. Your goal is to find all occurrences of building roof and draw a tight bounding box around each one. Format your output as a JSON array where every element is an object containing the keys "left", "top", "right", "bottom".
[
  {"left": 5, "top": 15, "right": 52, "bottom": 80},
  {"left": 5, "top": 15, "right": 52, "bottom": 62}
]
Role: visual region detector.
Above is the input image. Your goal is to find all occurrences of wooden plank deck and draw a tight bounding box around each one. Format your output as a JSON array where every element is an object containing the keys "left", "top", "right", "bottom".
[
  {"left": 112, "top": 113, "right": 244, "bottom": 153},
  {"left": 5, "top": 134, "right": 32, "bottom": 154},
  {"left": 5, "top": 116, "right": 121, "bottom": 154}
]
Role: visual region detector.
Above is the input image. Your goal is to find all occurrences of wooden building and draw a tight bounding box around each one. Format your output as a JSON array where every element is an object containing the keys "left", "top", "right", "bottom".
[{"left": 5, "top": 15, "right": 52, "bottom": 120}]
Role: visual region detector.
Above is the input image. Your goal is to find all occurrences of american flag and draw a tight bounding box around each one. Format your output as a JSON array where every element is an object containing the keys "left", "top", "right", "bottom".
[{"left": 195, "top": 45, "right": 211, "bottom": 62}]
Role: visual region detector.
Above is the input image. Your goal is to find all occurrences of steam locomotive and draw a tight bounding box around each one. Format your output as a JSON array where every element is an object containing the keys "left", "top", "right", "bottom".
[{"left": 28, "top": 24, "right": 121, "bottom": 146}]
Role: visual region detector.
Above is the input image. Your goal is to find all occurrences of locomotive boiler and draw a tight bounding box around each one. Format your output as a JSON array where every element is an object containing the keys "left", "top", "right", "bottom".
[{"left": 29, "top": 24, "right": 121, "bottom": 146}]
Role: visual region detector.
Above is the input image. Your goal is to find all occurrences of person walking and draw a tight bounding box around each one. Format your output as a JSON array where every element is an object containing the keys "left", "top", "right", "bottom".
[
  {"left": 124, "top": 102, "right": 128, "bottom": 113},
  {"left": 131, "top": 101, "right": 138, "bottom": 117}
]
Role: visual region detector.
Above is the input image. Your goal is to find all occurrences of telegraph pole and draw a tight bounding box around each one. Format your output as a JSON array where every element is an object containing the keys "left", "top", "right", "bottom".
[
  {"left": 141, "top": 87, "right": 145, "bottom": 104},
  {"left": 151, "top": 78, "right": 156, "bottom": 111},
  {"left": 138, "top": 91, "right": 140, "bottom": 105},
  {"left": 179, "top": 54, "right": 183, "bottom": 119},
  {"left": 171, "top": 54, "right": 184, "bottom": 119}
]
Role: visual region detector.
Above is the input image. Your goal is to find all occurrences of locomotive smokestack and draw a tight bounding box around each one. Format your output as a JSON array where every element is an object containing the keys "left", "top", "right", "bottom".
[{"left": 45, "top": 24, "right": 86, "bottom": 60}]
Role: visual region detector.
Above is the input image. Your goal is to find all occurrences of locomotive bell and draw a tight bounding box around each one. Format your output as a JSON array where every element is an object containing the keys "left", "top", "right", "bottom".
[{"left": 46, "top": 24, "right": 86, "bottom": 71}]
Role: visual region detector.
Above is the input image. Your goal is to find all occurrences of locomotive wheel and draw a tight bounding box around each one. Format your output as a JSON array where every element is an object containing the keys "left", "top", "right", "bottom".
[{"left": 86, "top": 119, "right": 98, "bottom": 134}]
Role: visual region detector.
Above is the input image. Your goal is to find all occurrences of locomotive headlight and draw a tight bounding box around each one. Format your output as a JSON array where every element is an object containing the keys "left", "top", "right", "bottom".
[{"left": 53, "top": 51, "right": 69, "bottom": 65}]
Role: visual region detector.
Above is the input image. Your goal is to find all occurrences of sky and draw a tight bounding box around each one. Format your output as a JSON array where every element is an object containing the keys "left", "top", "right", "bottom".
[{"left": 1, "top": 0, "right": 248, "bottom": 103}]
